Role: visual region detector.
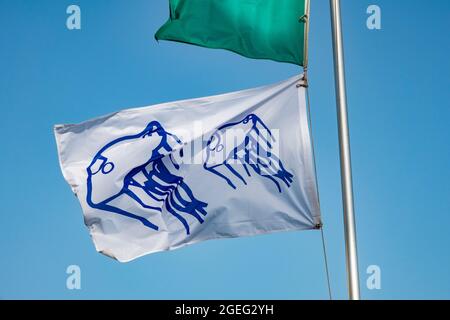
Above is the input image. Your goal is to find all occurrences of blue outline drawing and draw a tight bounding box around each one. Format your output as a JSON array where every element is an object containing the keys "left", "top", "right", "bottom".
[
  {"left": 204, "top": 114, "right": 294, "bottom": 193},
  {"left": 86, "top": 121, "right": 207, "bottom": 234}
]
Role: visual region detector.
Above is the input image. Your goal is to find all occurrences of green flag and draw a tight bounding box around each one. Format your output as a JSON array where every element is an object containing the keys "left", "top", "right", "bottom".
[{"left": 155, "top": 0, "right": 309, "bottom": 66}]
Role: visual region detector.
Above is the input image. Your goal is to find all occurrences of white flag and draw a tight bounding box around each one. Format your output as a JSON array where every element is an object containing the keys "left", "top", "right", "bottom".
[{"left": 55, "top": 75, "right": 321, "bottom": 262}]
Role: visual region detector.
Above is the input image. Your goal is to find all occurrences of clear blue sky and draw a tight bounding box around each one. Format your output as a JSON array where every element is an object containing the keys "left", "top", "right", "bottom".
[{"left": 0, "top": 0, "right": 449, "bottom": 299}]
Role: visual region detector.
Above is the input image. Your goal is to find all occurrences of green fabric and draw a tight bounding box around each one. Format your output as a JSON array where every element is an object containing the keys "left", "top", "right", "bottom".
[{"left": 155, "top": 0, "right": 307, "bottom": 66}]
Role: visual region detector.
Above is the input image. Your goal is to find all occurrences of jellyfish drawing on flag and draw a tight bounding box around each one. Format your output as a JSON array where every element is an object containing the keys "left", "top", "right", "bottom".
[
  {"left": 204, "top": 114, "right": 294, "bottom": 193},
  {"left": 86, "top": 121, "right": 207, "bottom": 234}
]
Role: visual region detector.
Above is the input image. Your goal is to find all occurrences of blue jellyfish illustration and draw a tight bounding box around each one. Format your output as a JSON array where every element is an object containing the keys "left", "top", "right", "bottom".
[
  {"left": 86, "top": 121, "right": 207, "bottom": 234},
  {"left": 204, "top": 114, "right": 294, "bottom": 193}
]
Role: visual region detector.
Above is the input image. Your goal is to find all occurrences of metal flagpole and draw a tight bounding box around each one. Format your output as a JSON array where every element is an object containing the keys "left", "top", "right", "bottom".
[{"left": 329, "top": 0, "right": 361, "bottom": 300}]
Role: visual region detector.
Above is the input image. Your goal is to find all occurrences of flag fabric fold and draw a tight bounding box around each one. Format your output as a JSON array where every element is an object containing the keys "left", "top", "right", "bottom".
[
  {"left": 54, "top": 75, "right": 320, "bottom": 262},
  {"left": 155, "top": 0, "right": 309, "bottom": 66}
]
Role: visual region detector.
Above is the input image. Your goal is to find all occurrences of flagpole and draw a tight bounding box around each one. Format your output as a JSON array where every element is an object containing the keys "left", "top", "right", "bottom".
[{"left": 329, "top": 0, "right": 361, "bottom": 300}]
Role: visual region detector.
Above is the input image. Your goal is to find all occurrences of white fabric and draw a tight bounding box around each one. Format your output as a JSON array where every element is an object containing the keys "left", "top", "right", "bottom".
[{"left": 54, "top": 75, "right": 321, "bottom": 262}]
